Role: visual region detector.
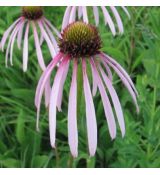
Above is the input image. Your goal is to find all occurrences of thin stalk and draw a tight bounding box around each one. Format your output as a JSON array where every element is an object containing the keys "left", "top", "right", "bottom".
[
  {"left": 77, "top": 58, "right": 83, "bottom": 119},
  {"left": 55, "top": 144, "right": 60, "bottom": 168}
]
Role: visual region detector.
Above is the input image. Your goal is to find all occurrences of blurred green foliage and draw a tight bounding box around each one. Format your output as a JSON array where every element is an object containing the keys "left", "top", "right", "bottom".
[{"left": 0, "top": 7, "right": 160, "bottom": 168}]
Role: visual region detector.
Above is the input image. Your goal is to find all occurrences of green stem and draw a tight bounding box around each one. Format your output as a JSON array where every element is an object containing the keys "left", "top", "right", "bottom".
[
  {"left": 147, "top": 65, "right": 159, "bottom": 158},
  {"left": 128, "top": 8, "right": 135, "bottom": 73},
  {"left": 55, "top": 144, "right": 60, "bottom": 168},
  {"left": 67, "top": 154, "right": 74, "bottom": 168},
  {"left": 77, "top": 59, "right": 83, "bottom": 120}
]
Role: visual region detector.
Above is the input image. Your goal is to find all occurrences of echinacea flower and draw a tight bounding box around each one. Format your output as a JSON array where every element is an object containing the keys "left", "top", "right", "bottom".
[
  {"left": 0, "top": 6, "right": 60, "bottom": 72},
  {"left": 35, "top": 22, "right": 139, "bottom": 157},
  {"left": 62, "top": 6, "right": 130, "bottom": 36}
]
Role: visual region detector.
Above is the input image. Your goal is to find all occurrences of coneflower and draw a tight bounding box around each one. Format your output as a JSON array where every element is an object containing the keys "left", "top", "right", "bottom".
[
  {"left": 35, "top": 21, "right": 139, "bottom": 157},
  {"left": 62, "top": 6, "right": 130, "bottom": 35},
  {"left": 0, "top": 6, "right": 60, "bottom": 72}
]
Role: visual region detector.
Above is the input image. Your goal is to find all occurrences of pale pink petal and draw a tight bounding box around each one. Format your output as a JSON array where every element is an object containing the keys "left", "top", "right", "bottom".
[
  {"left": 49, "top": 57, "right": 69, "bottom": 148},
  {"left": 101, "top": 6, "right": 116, "bottom": 36},
  {"left": 17, "top": 20, "right": 26, "bottom": 49},
  {"left": 57, "top": 60, "right": 70, "bottom": 111},
  {"left": 43, "top": 21, "right": 59, "bottom": 54},
  {"left": 99, "top": 64, "right": 125, "bottom": 137},
  {"left": 61, "top": 6, "right": 72, "bottom": 30},
  {"left": 101, "top": 59, "right": 113, "bottom": 81},
  {"left": 32, "top": 22, "right": 46, "bottom": 71},
  {"left": 35, "top": 53, "right": 62, "bottom": 131},
  {"left": 35, "top": 52, "right": 63, "bottom": 107},
  {"left": 9, "top": 20, "right": 23, "bottom": 66},
  {"left": 5, "top": 33, "right": 13, "bottom": 67},
  {"left": 121, "top": 6, "right": 131, "bottom": 19},
  {"left": 38, "top": 20, "right": 56, "bottom": 58},
  {"left": 110, "top": 6, "right": 124, "bottom": 34},
  {"left": 82, "top": 59, "right": 97, "bottom": 156},
  {"left": 90, "top": 58, "right": 116, "bottom": 139},
  {"left": 43, "top": 17, "right": 61, "bottom": 38},
  {"left": 78, "top": 6, "right": 83, "bottom": 19},
  {"left": 100, "top": 53, "right": 138, "bottom": 96},
  {"left": 44, "top": 78, "right": 51, "bottom": 107},
  {"left": 82, "top": 6, "right": 89, "bottom": 23},
  {"left": 40, "top": 33, "right": 44, "bottom": 46},
  {"left": 1, "top": 17, "right": 22, "bottom": 51},
  {"left": 23, "top": 22, "right": 29, "bottom": 72},
  {"left": 99, "top": 55, "right": 139, "bottom": 113},
  {"left": 90, "top": 61, "right": 98, "bottom": 96},
  {"left": 93, "top": 6, "right": 99, "bottom": 26},
  {"left": 68, "top": 59, "right": 78, "bottom": 158},
  {"left": 69, "top": 6, "right": 77, "bottom": 23}
]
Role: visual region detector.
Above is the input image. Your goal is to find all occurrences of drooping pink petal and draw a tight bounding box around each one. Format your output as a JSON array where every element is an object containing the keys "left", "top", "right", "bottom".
[
  {"left": 61, "top": 6, "right": 72, "bottom": 30},
  {"left": 78, "top": 6, "right": 83, "bottom": 19},
  {"left": 100, "top": 53, "right": 138, "bottom": 96},
  {"left": 57, "top": 59, "right": 70, "bottom": 111},
  {"left": 100, "top": 54, "right": 139, "bottom": 113},
  {"left": 44, "top": 78, "right": 51, "bottom": 107},
  {"left": 38, "top": 20, "right": 56, "bottom": 58},
  {"left": 32, "top": 21, "right": 46, "bottom": 71},
  {"left": 68, "top": 59, "right": 78, "bottom": 158},
  {"left": 43, "top": 21, "right": 59, "bottom": 54},
  {"left": 40, "top": 32, "right": 44, "bottom": 46},
  {"left": 1, "top": 17, "right": 22, "bottom": 51},
  {"left": 90, "top": 58, "right": 116, "bottom": 139},
  {"left": 90, "top": 60, "right": 98, "bottom": 96},
  {"left": 69, "top": 6, "right": 77, "bottom": 23},
  {"left": 23, "top": 22, "right": 29, "bottom": 72},
  {"left": 5, "top": 30, "right": 15, "bottom": 67},
  {"left": 82, "top": 59, "right": 97, "bottom": 156},
  {"left": 35, "top": 53, "right": 63, "bottom": 131},
  {"left": 93, "top": 6, "right": 99, "bottom": 26},
  {"left": 35, "top": 52, "right": 63, "bottom": 107},
  {"left": 49, "top": 57, "right": 69, "bottom": 148},
  {"left": 17, "top": 20, "right": 26, "bottom": 49},
  {"left": 43, "top": 17, "right": 61, "bottom": 38},
  {"left": 101, "top": 6, "right": 116, "bottom": 36},
  {"left": 82, "top": 6, "right": 89, "bottom": 23},
  {"left": 101, "top": 59, "right": 113, "bottom": 81},
  {"left": 9, "top": 20, "right": 23, "bottom": 66},
  {"left": 110, "top": 6, "right": 124, "bottom": 34},
  {"left": 121, "top": 6, "right": 131, "bottom": 19},
  {"left": 99, "top": 64, "right": 125, "bottom": 137}
]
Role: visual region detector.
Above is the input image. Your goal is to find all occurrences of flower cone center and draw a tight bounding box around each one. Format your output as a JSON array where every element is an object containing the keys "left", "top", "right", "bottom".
[
  {"left": 22, "top": 6, "right": 43, "bottom": 20},
  {"left": 59, "top": 21, "right": 102, "bottom": 58}
]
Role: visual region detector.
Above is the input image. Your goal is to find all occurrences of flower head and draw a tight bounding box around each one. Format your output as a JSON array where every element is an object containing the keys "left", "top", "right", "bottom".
[
  {"left": 35, "top": 21, "right": 139, "bottom": 157},
  {"left": 0, "top": 6, "right": 60, "bottom": 72},
  {"left": 62, "top": 6, "right": 130, "bottom": 36},
  {"left": 59, "top": 21, "right": 102, "bottom": 57}
]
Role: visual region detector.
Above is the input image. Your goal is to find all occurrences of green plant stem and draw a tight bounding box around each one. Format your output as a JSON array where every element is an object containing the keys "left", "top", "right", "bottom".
[
  {"left": 147, "top": 65, "right": 159, "bottom": 158},
  {"left": 128, "top": 8, "right": 136, "bottom": 73},
  {"left": 77, "top": 59, "right": 83, "bottom": 119},
  {"left": 68, "top": 154, "right": 74, "bottom": 168},
  {"left": 55, "top": 144, "right": 60, "bottom": 168}
]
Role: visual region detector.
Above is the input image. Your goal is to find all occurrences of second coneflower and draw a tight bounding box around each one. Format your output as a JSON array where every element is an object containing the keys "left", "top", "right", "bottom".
[
  {"left": 62, "top": 6, "right": 130, "bottom": 35},
  {"left": 35, "top": 21, "right": 139, "bottom": 157},
  {"left": 0, "top": 6, "right": 60, "bottom": 72}
]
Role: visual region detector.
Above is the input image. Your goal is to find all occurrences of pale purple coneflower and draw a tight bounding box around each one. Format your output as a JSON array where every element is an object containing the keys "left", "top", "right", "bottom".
[
  {"left": 62, "top": 6, "right": 130, "bottom": 35},
  {"left": 0, "top": 6, "right": 60, "bottom": 72},
  {"left": 35, "top": 22, "right": 139, "bottom": 157}
]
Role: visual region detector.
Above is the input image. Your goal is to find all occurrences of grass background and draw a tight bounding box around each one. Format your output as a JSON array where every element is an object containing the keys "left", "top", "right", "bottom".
[{"left": 0, "top": 7, "right": 160, "bottom": 168}]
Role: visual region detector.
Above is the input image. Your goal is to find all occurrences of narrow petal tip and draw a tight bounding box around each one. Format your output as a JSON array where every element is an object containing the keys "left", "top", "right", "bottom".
[
  {"left": 89, "top": 149, "right": 96, "bottom": 157},
  {"left": 51, "top": 142, "right": 56, "bottom": 148},
  {"left": 71, "top": 151, "right": 78, "bottom": 158}
]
